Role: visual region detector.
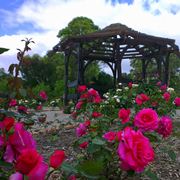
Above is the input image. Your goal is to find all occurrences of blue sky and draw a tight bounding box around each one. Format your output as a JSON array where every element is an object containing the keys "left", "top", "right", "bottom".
[{"left": 0, "top": 0, "right": 180, "bottom": 73}]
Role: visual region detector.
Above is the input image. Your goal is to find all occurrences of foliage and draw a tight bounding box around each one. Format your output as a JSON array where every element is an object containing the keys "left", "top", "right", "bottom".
[
  {"left": 57, "top": 16, "right": 99, "bottom": 40},
  {"left": 88, "top": 71, "right": 114, "bottom": 96}
]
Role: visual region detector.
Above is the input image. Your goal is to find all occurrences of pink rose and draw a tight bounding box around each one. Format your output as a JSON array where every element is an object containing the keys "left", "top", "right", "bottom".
[
  {"left": 87, "top": 88, "right": 102, "bottom": 103},
  {"left": 39, "top": 91, "right": 48, "bottom": 100},
  {"left": 174, "top": 97, "right": 180, "bottom": 106},
  {"left": 9, "top": 99, "right": 17, "bottom": 107},
  {"left": 163, "top": 92, "right": 170, "bottom": 102},
  {"left": 103, "top": 131, "right": 116, "bottom": 142},
  {"left": 76, "top": 123, "right": 87, "bottom": 137},
  {"left": 4, "top": 122, "right": 36, "bottom": 163},
  {"left": 75, "top": 101, "right": 83, "bottom": 110},
  {"left": 135, "top": 94, "right": 150, "bottom": 105},
  {"left": 9, "top": 172, "right": 23, "bottom": 180},
  {"left": 79, "top": 141, "right": 88, "bottom": 149},
  {"left": 160, "top": 84, "right": 167, "bottom": 91},
  {"left": 134, "top": 108, "right": 158, "bottom": 132},
  {"left": 156, "top": 116, "right": 172, "bottom": 138},
  {"left": 50, "top": 150, "right": 65, "bottom": 169},
  {"left": 156, "top": 81, "right": 161, "bottom": 86},
  {"left": 77, "top": 85, "right": 87, "bottom": 93},
  {"left": 117, "top": 127, "right": 154, "bottom": 172},
  {"left": 118, "top": 108, "right": 131, "bottom": 124},
  {"left": 93, "top": 95, "right": 102, "bottom": 103},
  {"left": 88, "top": 88, "right": 98, "bottom": 97},
  {"left": 15, "top": 148, "right": 48, "bottom": 179},
  {"left": 0, "top": 135, "right": 4, "bottom": 148}
]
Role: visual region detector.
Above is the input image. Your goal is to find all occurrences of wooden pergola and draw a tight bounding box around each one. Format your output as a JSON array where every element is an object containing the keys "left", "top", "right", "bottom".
[{"left": 53, "top": 23, "right": 180, "bottom": 105}]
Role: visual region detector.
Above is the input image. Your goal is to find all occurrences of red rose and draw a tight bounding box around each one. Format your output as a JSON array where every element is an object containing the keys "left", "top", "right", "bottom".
[
  {"left": 92, "top": 112, "right": 102, "bottom": 118},
  {"left": 79, "top": 141, "right": 88, "bottom": 149},
  {"left": 118, "top": 108, "right": 131, "bottom": 124},
  {"left": 15, "top": 148, "right": 48, "bottom": 179},
  {"left": 50, "top": 150, "right": 65, "bottom": 169},
  {"left": 3, "top": 117, "right": 15, "bottom": 131},
  {"left": 84, "top": 120, "right": 91, "bottom": 127}
]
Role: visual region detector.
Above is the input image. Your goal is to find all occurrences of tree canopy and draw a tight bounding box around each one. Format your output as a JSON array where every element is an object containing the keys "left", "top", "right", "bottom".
[{"left": 57, "top": 16, "right": 100, "bottom": 40}]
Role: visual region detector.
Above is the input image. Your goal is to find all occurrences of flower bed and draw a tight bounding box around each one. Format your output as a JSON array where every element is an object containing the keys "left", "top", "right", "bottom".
[{"left": 0, "top": 82, "right": 180, "bottom": 179}]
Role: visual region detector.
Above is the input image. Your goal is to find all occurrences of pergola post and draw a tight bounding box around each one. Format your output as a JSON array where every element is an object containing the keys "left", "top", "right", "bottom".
[
  {"left": 142, "top": 59, "right": 146, "bottom": 81},
  {"left": 163, "top": 53, "right": 170, "bottom": 85},
  {"left": 117, "top": 59, "right": 122, "bottom": 83},
  {"left": 156, "top": 58, "right": 162, "bottom": 80},
  {"left": 64, "top": 52, "right": 69, "bottom": 106},
  {"left": 77, "top": 43, "right": 84, "bottom": 85}
]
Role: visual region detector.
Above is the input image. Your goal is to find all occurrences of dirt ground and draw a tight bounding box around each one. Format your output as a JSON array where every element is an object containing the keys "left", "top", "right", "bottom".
[{"left": 31, "top": 109, "right": 180, "bottom": 180}]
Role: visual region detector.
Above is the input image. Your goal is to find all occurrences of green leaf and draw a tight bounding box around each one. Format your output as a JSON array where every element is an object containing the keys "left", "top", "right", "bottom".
[
  {"left": 77, "top": 160, "right": 104, "bottom": 179},
  {"left": 92, "top": 137, "right": 105, "bottom": 145},
  {"left": 145, "top": 169, "right": 159, "bottom": 180},
  {"left": 167, "top": 150, "right": 176, "bottom": 161},
  {"left": 61, "top": 162, "right": 78, "bottom": 174},
  {"left": 0, "top": 47, "right": 9, "bottom": 54},
  {"left": 87, "top": 143, "right": 101, "bottom": 154},
  {"left": 0, "top": 160, "right": 12, "bottom": 168}
]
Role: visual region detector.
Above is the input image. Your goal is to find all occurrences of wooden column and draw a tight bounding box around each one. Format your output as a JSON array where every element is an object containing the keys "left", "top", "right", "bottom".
[
  {"left": 163, "top": 53, "right": 170, "bottom": 85},
  {"left": 113, "top": 63, "right": 117, "bottom": 88},
  {"left": 117, "top": 59, "right": 122, "bottom": 83},
  {"left": 156, "top": 58, "right": 162, "bottom": 80},
  {"left": 142, "top": 59, "right": 146, "bottom": 81},
  {"left": 77, "top": 43, "right": 84, "bottom": 85},
  {"left": 64, "top": 52, "right": 69, "bottom": 106}
]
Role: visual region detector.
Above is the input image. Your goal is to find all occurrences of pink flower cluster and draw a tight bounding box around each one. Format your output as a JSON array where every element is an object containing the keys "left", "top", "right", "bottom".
[
  {"left": 76, "top": 85, "right": 102, "bottom": 111},
  {"left": 0, "top": 115, "right": 65, "bottom": 179}
]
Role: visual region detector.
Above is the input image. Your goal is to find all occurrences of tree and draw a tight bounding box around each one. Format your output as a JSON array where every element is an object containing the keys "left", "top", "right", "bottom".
[
  {"left": 57, "top": 16, "right": 101, "bottom": 84},
  {"left": 57, "top": 16, "right": 99, "bottom": 40}
]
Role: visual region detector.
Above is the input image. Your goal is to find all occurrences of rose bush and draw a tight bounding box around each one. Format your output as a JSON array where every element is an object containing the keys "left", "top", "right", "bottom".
[
  {"left": 0, "top": 90, "right": 69, "bottom": 179},
  {"left": 68, "top": 83, "right": 179, "bottom": 179}
]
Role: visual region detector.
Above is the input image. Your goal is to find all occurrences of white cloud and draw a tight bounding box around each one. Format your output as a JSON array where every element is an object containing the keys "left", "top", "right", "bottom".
[{"left": 0, "top": 0, "right": 179, "bottom": 72}]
